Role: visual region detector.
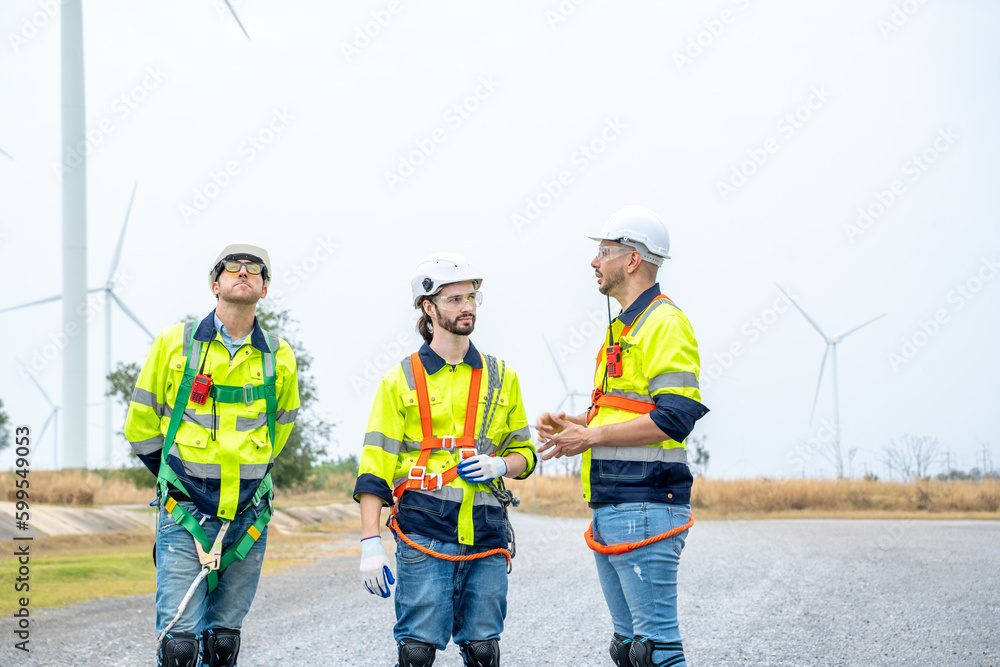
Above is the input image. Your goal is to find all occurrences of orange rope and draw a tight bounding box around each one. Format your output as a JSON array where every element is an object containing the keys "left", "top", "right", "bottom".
[
  {"left": 584, "top": 514, "right": 694, "bottom": 555},
  {"left": 390, "top": 516, "right": 511, "bottom": 564}
]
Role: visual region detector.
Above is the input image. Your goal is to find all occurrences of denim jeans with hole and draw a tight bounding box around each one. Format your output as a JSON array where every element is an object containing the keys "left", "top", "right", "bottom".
[
  {"left": 393, "top": 532, "right": 508, "bottom": 651},
  {"left": 593, "top": 502, "right": 690, "bottom": 667},
  {"left": 155, "top": 497, "right": 268, "bottom": 636}
]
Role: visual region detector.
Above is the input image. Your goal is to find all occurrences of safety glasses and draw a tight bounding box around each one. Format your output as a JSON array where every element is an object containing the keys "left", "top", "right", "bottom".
[
  {"left": 221, "top": 260, "right": 264, "bottom": 275},
  {"left": 595, "top": 245, "right": 634, "bottom": 261},
  {"left": 434, "top": 291, "right": 483, "bottom": 310}
]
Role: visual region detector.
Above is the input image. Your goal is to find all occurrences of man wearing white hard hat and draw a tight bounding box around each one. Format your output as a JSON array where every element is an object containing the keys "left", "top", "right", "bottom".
[
  {"left": 535, "top": 207, "right": 709, "bottom": 667},
  {"left": 125, "top": 243, "right": 300, "bottom": 667},
  {"left": 354, "top": 252, "right": 537, "bottom": 667}
]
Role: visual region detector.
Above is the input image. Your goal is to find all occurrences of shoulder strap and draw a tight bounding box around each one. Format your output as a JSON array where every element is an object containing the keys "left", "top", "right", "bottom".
[{"left": 157, "top": 323, "right": 202, "bottom": 500}]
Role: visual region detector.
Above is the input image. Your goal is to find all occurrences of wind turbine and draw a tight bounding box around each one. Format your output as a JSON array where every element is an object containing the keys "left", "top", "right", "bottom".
[
  {"left": 542, "top": 335, "right": 590, "bottom": 417},
  {"left": 776, "top": 284, "right": 884, "bottom": 479},
  {"left": 2, "top": 183, "right": 153, "bottom": 468},
  {"left": 0, "top": 148, "right": 12, "bottom": 160},
  {"left": 222, "top": 0, "right": 252, "bottom": 40},
  {"left": 19, "top": 361, "right": 61, "bottom": 470},
  {"left": 52, "top": 1, "right": 250, "bottom": 470}
]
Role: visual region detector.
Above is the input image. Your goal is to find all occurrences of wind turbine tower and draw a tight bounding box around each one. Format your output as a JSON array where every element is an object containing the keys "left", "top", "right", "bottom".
[
  {"left": 776, "top": 284, "right": 885, "bottom": 479},
  {"left": 61, "top": 0, "right": 87, "bottom": 469}
]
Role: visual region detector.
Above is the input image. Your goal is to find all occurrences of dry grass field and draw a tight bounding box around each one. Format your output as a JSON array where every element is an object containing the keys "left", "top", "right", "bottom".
[{"left": 3, "top": 470, "right": 997, "bottom": 519}]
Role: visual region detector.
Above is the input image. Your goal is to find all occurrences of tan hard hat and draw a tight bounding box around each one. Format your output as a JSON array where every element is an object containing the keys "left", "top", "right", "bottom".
[{"left": 208, "top": 242, "right": 272, "bottom": 287}]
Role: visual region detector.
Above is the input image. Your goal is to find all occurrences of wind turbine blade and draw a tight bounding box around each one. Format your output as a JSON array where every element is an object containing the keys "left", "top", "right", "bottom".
[
  {"left": 17, "top": 360, "right": 55, "bottom": 407},
  {"left": 555, "top": 395, "right": 568, "bottom": 412},
  {"left": 39, "top": 410, "right": 56, "bottom": 442},
  {"left": 110, "top": 293, "right": 155, "bottom": 339},
  {"left": 542, "top": 335, "right": 571, "bottom": 394},
  {"left": 223, "top": 0, "right": 251, "bottom": 40},
  {"left": 809, "top": 344, "right": 830, "bottom": 424},
  {"left": 107, "top": 182, "right": 138, "bottom": 286},
  {"left": 0, "top": 294, "right": 62, "bottom": 313},
  {"left": 775, "top": 283, "right": 828, "bottom": 340},
  {"left": 837, "top": 313, "right": 886, "bottom": 340},
  {"left": 0, "top": 147, "right": 12, "bottom": 160}
]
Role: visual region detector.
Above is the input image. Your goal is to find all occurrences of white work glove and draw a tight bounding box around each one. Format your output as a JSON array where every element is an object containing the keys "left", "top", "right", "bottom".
[
  {"left": 457, "top": 454, "right": 508, "bottom": 483},
  {"left": 360, "top": 536, "right": 395, "bottom": 598}
]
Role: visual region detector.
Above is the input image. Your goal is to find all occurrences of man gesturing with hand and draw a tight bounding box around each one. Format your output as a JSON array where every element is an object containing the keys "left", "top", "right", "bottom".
[{"left": 536, "top": 207, "right": 708, "bottom": 667}]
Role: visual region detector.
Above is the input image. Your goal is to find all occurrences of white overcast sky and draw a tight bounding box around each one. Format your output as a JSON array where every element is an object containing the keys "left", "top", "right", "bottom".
[{"left": 1, "top": 0, "right": 998, "bottom": 479}]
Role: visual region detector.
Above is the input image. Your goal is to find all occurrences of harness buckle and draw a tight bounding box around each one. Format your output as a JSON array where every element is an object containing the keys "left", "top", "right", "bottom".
[
  {"left": 195, "top": 522, "right": 230, "bottom": 572},
  {"left": 407, "top": 466, "right": 426, "bottom": 483},
  {"left": 421, "top": 473, "right": 443, "bottom": 490},
  {"left": 439, "top": 435, "right": 458, "bottom": 448},
  {"left": 459, "top": 447, "right": 476, "bottom": 461},
  {"left": 242, "top": 383, "right": 255, "bottom": 405}
]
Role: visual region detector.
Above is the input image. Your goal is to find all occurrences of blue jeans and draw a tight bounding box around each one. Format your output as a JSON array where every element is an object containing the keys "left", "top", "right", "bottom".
[
  {"left": 593, "top": 502, "right": 690, "bottom": 667},
  {"left": 393, "top": 532, "right": 508, "bottom": 651},
  {"left": 155, "top": 497, "right": 268, "bottom": 636}
]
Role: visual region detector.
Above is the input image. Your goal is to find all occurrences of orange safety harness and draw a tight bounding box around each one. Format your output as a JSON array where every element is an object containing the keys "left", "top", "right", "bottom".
[
  {"left": 388, "top": 352, "right": 511, "bottom": 564},
  {"left": 583, "top": 293, "right": 694, "bottom": 555}
]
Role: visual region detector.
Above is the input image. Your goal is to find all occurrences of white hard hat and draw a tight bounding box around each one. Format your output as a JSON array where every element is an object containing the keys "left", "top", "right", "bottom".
[
  {"left": 411, "top": 253, "right": 483, "bottom": 308},
  {"left": 588, "top": 205, "right": 671, "bottom": 265},
  {"left": 209, "top": 242, "right": 272, "bottom": 287}
]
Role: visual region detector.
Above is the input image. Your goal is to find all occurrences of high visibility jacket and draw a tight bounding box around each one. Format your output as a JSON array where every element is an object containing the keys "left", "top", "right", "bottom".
[
  {"left": 584, "top": 283, "right": 708, "bottom": 505},
  {"left": 124, "top": 311, "right": 299, "bottom": 520},
  {"left": 354, "top": 341, "right": 536, "bottom": 548}
]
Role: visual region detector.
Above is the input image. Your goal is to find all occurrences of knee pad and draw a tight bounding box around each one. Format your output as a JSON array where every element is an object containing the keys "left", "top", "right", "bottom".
[
  {"left": 398, "top": 638, "right": 437, "bottom": 667},
  {"left": 202, "top": 628, "right": 241, "bottom": 667},
  {"left": 629, "top": 636, "right": 685, "bottom": 667},
  {"left": 610, "top": 632, "right": 632, "bottom": 667},
  {"left": 459, "top": 638, "right": 500, "bottom": 667},
  {"left": 159, "top": 632, "right": 199, "bottom": 667}
]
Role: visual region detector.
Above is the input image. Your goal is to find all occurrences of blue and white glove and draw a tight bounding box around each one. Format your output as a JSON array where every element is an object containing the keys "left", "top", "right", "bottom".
[
  {"left": 360, "top": 536, "right": 395, "bottom": 598},
  {"left": 457, "top": 454, "right": 508, "bottom": 483}
]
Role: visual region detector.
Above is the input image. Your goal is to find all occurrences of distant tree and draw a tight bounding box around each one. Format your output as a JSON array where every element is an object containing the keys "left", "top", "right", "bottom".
[
  {"left": 881, "top": 434, "right": 941, "bottom": 481},
  {"left": 688, "top": 435, "right": 710, "bottom": 477},
  {"left": 0, "top": 398, "right": 11, "bottom": 452},
  {"left": 107, "top": 304, "right": 334, "bottom": 489}
]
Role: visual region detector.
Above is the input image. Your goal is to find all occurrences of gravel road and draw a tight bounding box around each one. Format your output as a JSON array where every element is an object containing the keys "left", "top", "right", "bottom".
[{"left": 3, "top": 515, "right": 997, "bottom": 666}]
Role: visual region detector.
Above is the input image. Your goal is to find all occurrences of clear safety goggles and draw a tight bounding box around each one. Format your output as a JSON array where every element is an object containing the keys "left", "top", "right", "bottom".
[
  {"left": 221, "top": 260, "right": 264, "bottom": 275},
  {"left": 595, "top": 244, "right": 635, "bottom": 261},
  {"left": 434, "top": 290, "right": 483, "bottom": 310}
]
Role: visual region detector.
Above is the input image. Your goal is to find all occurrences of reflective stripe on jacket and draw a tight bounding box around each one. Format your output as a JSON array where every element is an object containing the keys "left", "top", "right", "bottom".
[
  {"left": 354, "top": 341, "right": 536, "bottom": 548},
  {"left": 124, "top": 310, "right": 299, "bottom": 518},
  {"left": 584, "top": 283, "right": 708, "bottom": 505}
]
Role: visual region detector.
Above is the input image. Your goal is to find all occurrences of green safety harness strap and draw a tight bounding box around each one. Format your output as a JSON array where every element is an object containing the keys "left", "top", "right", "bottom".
[{"left": 155, "top": 323, "right": 279, "bottom": 593}]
